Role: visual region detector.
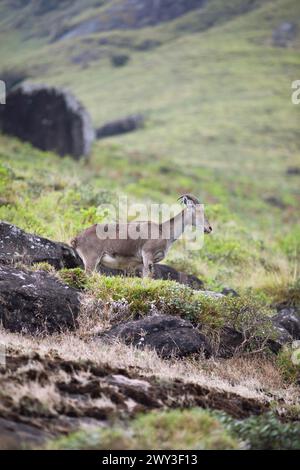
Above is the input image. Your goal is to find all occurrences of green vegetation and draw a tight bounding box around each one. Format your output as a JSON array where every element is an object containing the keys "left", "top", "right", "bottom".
[
  {"left": 276, "top": 345, "right": 300, "bottom": 384},
  {"left": 57, "top": 270, "right": 276, "bottom": 352},
  {"left": 46, "top": 408, "right": 240, "bottom": 450},
  {"left": 58, "top": 267, "right": 88, "bottom": 290},
  {"left": 0, "top": 0, "right": 300, "bottom": 451},
  {"left": 218, "top": 411, "right": 300, "bottom": 450},
  {"left": 0, "top": 0, "right": 299, "bottom": 291},
  {"left": 46, "top": 408, "right": 300, "bottom": 450}
]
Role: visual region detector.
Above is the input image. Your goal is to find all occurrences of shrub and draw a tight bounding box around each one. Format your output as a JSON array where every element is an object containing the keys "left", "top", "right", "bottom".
[
  {"left": 218, "top": 412, "right": 300, "bottom": 450},
  {"left": 47, "top": 409, "right": 239, "bottom": 450},
  {"left": 31, "top": 262, "right": 56, "bottom": 273},
  {"left": 58, "top": 268, "right": 88, "bottom": 290},
  {"left": 276, "top": 345, "right": 300, "bottom": 384},
  {"left": 85, "top": 274, "right": 275, "bottom": 353}
]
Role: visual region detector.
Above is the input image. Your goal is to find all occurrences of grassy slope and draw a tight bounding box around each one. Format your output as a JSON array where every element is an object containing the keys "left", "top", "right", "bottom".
[
  {"left": 0, "top": 0, "right": 299, "bottom": 290},
  {"left": 1, "top": 1, "right": 300, "bottom": 449}
]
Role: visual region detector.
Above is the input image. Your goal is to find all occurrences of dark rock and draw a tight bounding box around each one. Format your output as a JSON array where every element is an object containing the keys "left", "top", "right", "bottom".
[
  {"left": 268, "top": 327, "right": 293, "bottom": 354},
  {"left": 272, "top": 308, "right": 300, "bottom": 340},
  {"left": 0, "top": 83, "right": 94, "bottom": 159},
  {"left": 96, "top": 114, "right": 144, "bottom": 139},
  {"left": 150, "top": 264, "right": 204, "bottom": 289},
  {"left": 264, "top": 196, "right": 286, "bottom": 209},
  {"left": 102, "top": 314, "right": 212, "bottom": 358},
  {"left": 0, "top": 222, "right": 82, "bottom": 269},
  {"left": 272, "top": 22, "right": 297, "bottom": 47},
  {"left": 217, "top": 327, "right": 244, "bottom": 358},
  {"left": 287, "top": 166, "right": 300, "bottom": 175},
  {"left": 221, "top": 287, "right": 239, "bottom": 297},
  {"left": 111, "top": 54, "right": 130, "bottom": 67},
  {"left": 0, "top": 265, "right": 80, "bottom": 334},
  {"left": 98, "top": 263, "right": 203, "bottom": 290},
  {"left": 0, "top": 417, "right": 52, "bottom": 450}
]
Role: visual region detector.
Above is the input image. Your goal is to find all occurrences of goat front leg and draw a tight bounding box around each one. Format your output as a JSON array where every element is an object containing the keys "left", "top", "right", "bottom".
[{"left": 142, "top": 252, "right": 155, "bottom": 279}]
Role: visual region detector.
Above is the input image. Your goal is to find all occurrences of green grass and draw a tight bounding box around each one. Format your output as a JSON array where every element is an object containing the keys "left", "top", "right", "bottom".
[
  {"left": 0, "top": 0, "right": 299, "bottom": 291},
  {"left": 57, "top": 269, "right": 277, "bottom": 352}
]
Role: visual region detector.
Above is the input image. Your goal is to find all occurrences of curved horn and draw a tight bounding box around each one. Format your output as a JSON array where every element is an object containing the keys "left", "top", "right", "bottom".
[{"left": 178, "top": 194, "right": 200, "bottom": 206}]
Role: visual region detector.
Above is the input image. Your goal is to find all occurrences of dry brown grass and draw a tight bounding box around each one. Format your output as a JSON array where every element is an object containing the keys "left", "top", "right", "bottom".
[{"left": 0, "top": 327, "right": 298, "bottom": 410}]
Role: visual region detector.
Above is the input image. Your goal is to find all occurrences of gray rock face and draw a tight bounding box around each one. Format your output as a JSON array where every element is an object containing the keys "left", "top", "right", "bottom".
[
  {"left": 102, "top": 314, "right": 212, "bottom": 358},
  {"left": 272, "top": 22, "right": 297, "bottom": 47},
  {"left": 96, "top": 114, "right": 144, "bottom": 139},
  {"left": 267, "top": 308, "right": 300, "bottom": 353},
  {"left": 272, "top": 308, "right": 300, "bottom": 340},
  {"left": 57, "top": 0, "right": 206, "bottom": 40},
  {"left": 0, "top": 265, "right": 80, "bottom": 334},
  {"left": 0, "top": 83, "right": 94, "bottom": 159},
  {"left": 0, "top": 222, "right": 81, "bottom": 269}
]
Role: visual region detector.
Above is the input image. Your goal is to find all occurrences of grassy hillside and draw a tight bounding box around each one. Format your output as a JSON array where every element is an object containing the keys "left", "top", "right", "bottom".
[
  {"left": 1, "top": 0, "right": 300, "bottom": 291},
  {"left": 0, "top": 0, "right": 300, "bottom": 450}
]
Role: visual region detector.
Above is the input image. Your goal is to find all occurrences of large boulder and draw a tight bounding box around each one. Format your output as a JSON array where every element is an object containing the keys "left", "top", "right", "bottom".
[
  {"left": 0, "top": 265, "right": 80, "bottom": 334},
  {"left": 0, "top": 222, "right": 81, "bottom": 269},
  {"left": 102, "top": 314, "right": 212, "bottom": 358},
  {"left": 0, "top": 83, "right": 94, "bottom": 159},
  {"left": 96, "top": 114, "right": 144, "bottom": 139}
]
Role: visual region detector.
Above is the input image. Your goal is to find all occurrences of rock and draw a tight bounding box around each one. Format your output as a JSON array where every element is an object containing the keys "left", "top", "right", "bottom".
[
  {"left": 264, "top": 196, "right": 286, "bottom": 209},
  {"left": 0, "top": 417, "right": 52, "bottom": 450},
  {"left": 268, "top": 326, "right": 293, "bottom": 354},
  {"left": 111, "top": 54, "right": 130, "bottom": 67},
  {"left": 0, "top": 221, "right": 82, "bottom": 269},
  {"left": 96, "top": 114, "right": 144, "bottom": 139},
  {"left": 272, "top": 308, "right": 300, "bottom": 340},
  {"left": 143, "top": 264, "right": 204, "bottom": 289},
  {"left": 221, "top": 287, "right": 239, "bottom": 297},
  {"left": 56, "top": 0, "right": 206, "bottom": 40},
  {"left": 98, "top": 263, "right": 203, "bottom": 290},
  {"left": 102, "top": 314, "right": 212, "bottom": 358},
  {"left": 272, "top": 22, "right": 297, "bottom": 47},
  {"left": 0, "top": 265, "right": 80, "bottom": 334},
  {"left": 287, "top": 166, "right": 300, "bottom": 175},
  {"left": 0, "top": 83, "right": 94, "bottom": 159},
  {"left": 217, "top": 327, "right": 244, "bottom": 358}
]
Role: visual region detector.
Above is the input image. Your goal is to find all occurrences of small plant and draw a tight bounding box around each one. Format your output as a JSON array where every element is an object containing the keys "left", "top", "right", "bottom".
[
  {"left": 58, "top": 268, "right": 88, "bottom": 290},
  {"left": 31, "top": 262, "right": 56, "bottom": 273},
  {"left": 218, "top": 412, "right": 300, "bottom": 450},
  {"left": 276, "top": 345, "right": 300, "bottom": 384}
]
